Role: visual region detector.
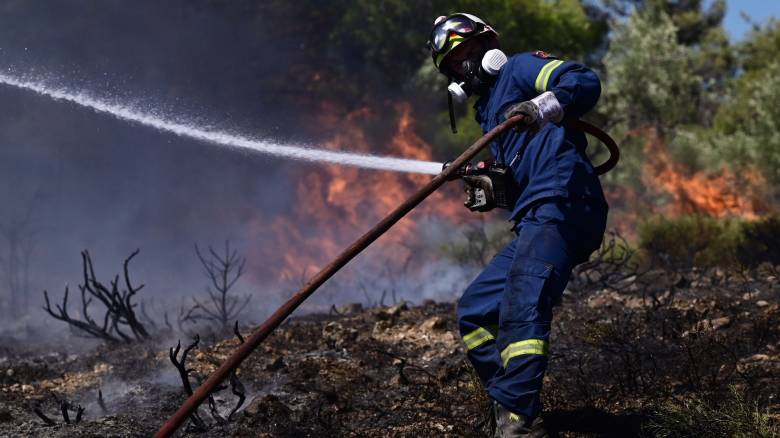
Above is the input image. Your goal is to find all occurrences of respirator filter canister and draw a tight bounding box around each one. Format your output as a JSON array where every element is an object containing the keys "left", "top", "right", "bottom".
[{"left": 447, "top": 49, "right": 507, "bottom": 103}]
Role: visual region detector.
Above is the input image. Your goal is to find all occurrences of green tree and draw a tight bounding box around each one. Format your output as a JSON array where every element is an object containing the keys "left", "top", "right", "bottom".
[
  {"left": 602, "top": 8, "right": 699, "bottom": 132},
  {"left": 709, "top": 21, "right": 780, "bottom": 194}
]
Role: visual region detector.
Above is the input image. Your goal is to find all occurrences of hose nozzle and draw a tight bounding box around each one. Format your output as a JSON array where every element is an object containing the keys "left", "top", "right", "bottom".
[{"left": 442, "top": 160, "right": 476, "bottom": 181}]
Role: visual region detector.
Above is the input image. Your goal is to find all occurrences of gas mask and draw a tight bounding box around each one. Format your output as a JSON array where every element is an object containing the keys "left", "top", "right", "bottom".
[{"left": 446, "top": 49, "right": 507, "bottom": 132}]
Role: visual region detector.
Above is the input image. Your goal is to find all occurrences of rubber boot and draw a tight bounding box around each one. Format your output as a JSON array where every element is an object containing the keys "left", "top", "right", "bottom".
[{"left": 493, "top": 401, "right": 550, "bottom": 438}]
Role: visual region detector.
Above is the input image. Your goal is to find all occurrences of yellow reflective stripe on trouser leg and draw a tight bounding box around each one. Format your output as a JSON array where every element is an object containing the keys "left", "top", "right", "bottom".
[
  {"left": 462, "top": 326, "right": 497, "bottom": 350},
  {"left": 534, "top": 60, "right": 564, "bottom": 93},
  {"left": 500, "top": 339, "right": 549, "bottom": 367}
]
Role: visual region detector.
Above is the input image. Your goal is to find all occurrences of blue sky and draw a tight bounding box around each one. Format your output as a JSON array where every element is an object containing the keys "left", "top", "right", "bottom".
[{"left": 724, "top": 0, "right": 780, "bottom": 40}]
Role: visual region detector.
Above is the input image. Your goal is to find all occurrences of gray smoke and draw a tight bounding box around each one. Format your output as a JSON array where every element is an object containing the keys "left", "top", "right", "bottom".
[{"left": 0, "top": 1, "right": 470, "bottom": 342}]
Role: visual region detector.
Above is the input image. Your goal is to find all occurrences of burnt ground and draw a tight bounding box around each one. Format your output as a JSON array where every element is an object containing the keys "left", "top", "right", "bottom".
[{"left": 1, "top": 265, "right": 779, "bottom": 437}]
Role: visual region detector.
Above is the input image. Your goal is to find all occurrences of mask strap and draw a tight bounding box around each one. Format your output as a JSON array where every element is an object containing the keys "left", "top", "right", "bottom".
[{"left": 447, "top": 77, "right": 457, "bottom": 134}]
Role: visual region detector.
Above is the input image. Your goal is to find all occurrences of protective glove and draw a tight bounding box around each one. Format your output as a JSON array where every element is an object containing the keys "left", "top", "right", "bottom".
[
  {"left": 503, "top": 91, "right": 564, "bottom": 131},
  {"left": 462, "top": 173, "right": 495, "bottom": 212},
  {"left": 503, "top": 101, "right": 539, "bottom": 131}
]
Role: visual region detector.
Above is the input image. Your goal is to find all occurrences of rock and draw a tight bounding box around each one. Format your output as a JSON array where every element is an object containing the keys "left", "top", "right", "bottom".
[
  {"left": 372, "top": 320, "right": 392, "bottom": 334},
  {"left": 684, "top": 316, "right": 732, "bottom": 336},
  {"left": 244, "top": 394, "right": 291, "bottom": 419},
  {"left": 5, "top": 369, "right": 12, "bottom": 377},
  {"left": 746, "top": 354, "right": 770, "bottom": 362},
  {"left": 322, "top": 321, "right": 344, "bottom": 337},
  {"left": 694, "top": 316, "right": 731, "bottom": 332},
  {"left": 756, "top": 300, "right": 770, "bottom": 308},
  {"left": 322, "top": 321, "right": 358, "bottom": 348},
  {"left": 265, "top": 356, "right": 286, "bottom": 371},
  {"left": 586, "top": 291, "right": 613, "bottom": 308},
  {"left": 390, "top": 373, "right": 408, "bottom": 386},
  {"left": 337, "top": 303, "right": 363, "bottom": 314},
  {"left": 420, "top": 316, "right": 447, "bottom": 332},
  {"left": 381, "top": 302, "right": 409, "bottom": 316}
]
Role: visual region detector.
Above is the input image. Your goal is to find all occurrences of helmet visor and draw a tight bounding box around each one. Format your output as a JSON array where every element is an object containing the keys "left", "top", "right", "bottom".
[{"left": 429, "top": 14, "right": 483, "bottom": 54}]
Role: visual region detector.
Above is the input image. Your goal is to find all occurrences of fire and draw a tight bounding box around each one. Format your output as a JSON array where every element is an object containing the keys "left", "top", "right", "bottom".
[
  {"left": 640, "top": 128, "right": 771, "bottom": 219},
  {"left": 247, "top": 103, "right": 467, "bottom": 285}
]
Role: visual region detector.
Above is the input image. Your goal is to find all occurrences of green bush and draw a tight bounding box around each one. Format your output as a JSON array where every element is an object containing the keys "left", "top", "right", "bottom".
[
  {"left": 645, "top": 386, "right": 778, "bottom": 438},
  {"left": 737, "top": 215, "right": 780, "bottom": 268},
  {"left": 638, "top": 216, "right": 741, "bottom": 269},
  {"left": 639, "top": 215, "right": 780, "bottom": 269}
]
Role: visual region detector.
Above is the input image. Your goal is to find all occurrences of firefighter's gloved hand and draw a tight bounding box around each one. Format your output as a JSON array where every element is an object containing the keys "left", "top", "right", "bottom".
[
  {"left": 462, "top": 174, "right": 496, "bottom": 212},
  {"left": 503, "top": 101, "right": 539, "bottom": 131},
  {"left": 504, "top": 91, "right": 564, "bottom": 131}
]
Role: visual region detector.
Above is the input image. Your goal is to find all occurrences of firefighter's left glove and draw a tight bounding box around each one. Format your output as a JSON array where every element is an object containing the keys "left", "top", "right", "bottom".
[
  {"left": 503, "top": 91, "right": 564, "bottom": 131},
  {"left": 503, "top": 101, "right": 539, "bottom": 131}
]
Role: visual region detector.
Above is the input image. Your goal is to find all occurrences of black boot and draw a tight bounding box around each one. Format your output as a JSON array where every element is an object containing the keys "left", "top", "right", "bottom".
[{"left": 493, "top": 401, "right": 550, "bottom": 438}]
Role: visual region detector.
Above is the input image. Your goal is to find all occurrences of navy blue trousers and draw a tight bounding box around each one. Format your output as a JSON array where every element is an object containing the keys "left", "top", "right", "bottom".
[{"left": 457, "top": 197, "right": 607, "bottom": 419}]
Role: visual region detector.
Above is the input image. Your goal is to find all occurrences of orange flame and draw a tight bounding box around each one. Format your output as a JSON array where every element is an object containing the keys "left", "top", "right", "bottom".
[
  {"left": 640, "top": 128, "right": 771, "bottom": 219},
  {"left": 247, "top": 102, "right": 467, "bottom": 284}
]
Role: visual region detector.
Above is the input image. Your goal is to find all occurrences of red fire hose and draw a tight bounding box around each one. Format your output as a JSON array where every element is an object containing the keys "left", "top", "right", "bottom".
[{"left": 154, "top": 117, "right": 618, "bottom": 437}]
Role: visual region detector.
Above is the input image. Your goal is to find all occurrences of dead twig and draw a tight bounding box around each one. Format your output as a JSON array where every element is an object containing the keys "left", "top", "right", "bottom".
[
  {"left": 32, "top": 406, "right": 56, "bottom": 426},
  {"left": 42, "top": 250, "right": 150, "bottom": 343},
  {"left": 169, "top": 329, "right": 247, "bottom": 429},
  {"left": 179, "top": 241, "right": 251, "bottom": 333},
  {"left": 98, "top": 389, "right": 107, "bottom": 414}
]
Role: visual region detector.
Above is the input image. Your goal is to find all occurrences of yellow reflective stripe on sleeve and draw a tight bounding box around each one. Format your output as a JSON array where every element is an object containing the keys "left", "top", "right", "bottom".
[
  {"left": 462, "top": 326, "right": 497, "bottom": 350},
  {"left": 534, "top": 60, "right": 564, "bottom": 93},
  {"left": 500, "top": 339, "right": 549, "bottom": 367}
]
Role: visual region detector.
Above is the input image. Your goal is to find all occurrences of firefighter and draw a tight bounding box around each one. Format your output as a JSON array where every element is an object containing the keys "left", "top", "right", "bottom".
[{"left": 428, "top": 13, "right": 608, "bottom": 437}]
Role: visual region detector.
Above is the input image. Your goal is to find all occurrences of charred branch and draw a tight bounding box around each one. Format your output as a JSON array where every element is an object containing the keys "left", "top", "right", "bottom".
[
  {"left": 60, "top": 400, "right": 70, "bottom": 424},
  {"left": 32, "top": 406, "right": 56, "bottom": 426},
  {"left": 227, "top": 372, "right": 246, "bottom": 421},
  {"left": 98, "top": 389, "right": 107, "bottom": 414},
  {"left": 233, "top": 320, "right": 244, "bottom": 344},
  {"left": 179, "top": 241, "right": 251, "bottom": 332},
  {"left": 570, "top": 231, "right": 648, "bottom": 292},
  {"left": 228, "top": 322, "right": 246, "bottom": 420},
  {"left": 169, "top": 328, "right": 247, "bottom": 429},
  {"left": 169, "top": 335, "right": 208, "bottom": 430},
  {"left": 42, "top": 250, "right": 151, "bottom": 343},
  {"left": 169, "top": 335, "right": 200, "bottom": 397},
  {"left": 32, "top": 397, "right": 85, "bottom": 427}
]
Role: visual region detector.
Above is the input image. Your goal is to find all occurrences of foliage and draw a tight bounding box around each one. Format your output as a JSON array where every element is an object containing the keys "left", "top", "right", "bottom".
[
  {"left": 710, "top": 24, "right": 780, "bottom": 191},
  {"left": 450, "top": 0, "right": 606, "bottom": 60},
  {"left": 737, "top": 215, "right": 780, "bottom": 268},
  {"left": 638, "top": 215, "right": 741, "bottom": 269},
  {"left": 638, "top": 215, "right": 780, "bottom": 269},
  {"left": 602, "top": 8, "right": 698, "bottom": 132},
  {"left": 645, "top": 386, "right": 778, "bottom": 438}
]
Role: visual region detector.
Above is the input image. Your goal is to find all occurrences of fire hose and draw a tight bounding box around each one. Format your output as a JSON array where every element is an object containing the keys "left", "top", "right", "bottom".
[{"left": 154, "top": 116, "right": 618, "bottom": 437}]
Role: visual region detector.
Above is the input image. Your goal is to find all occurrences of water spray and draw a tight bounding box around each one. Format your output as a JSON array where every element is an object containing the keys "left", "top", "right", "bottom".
[{"left": 0, "top": 73, "right": 444, "bottom": 175}]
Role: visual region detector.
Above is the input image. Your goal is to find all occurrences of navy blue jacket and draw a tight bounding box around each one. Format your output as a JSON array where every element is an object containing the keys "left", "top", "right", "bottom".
[{"left": 474, "top": 51, "right": 606, "bottom": 220}]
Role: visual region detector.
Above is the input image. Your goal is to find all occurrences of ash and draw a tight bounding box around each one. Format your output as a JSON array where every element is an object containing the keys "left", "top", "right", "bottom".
[{"left": 0, "top": 264, "right": 778, "bottom": 437}]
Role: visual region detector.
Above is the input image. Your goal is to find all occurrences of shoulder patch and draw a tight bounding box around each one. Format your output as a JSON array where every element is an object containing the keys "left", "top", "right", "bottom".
[{"left": 533, "top": 50, "right": 558, "bottom": 59}]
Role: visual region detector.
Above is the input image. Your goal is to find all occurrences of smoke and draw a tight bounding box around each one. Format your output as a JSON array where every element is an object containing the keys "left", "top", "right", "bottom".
[{"left": 0, "top": 1, "right": 471, "bottom": 342}]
